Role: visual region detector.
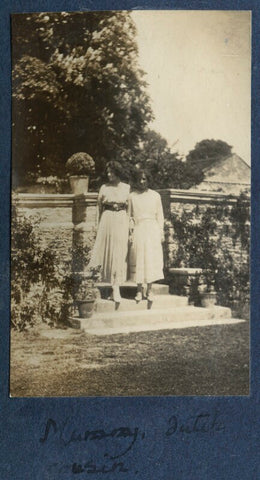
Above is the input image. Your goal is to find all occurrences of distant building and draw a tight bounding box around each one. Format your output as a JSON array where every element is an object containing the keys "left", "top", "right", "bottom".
[{"left": 193, "top": 153, "right": 250, "bottom": 195}]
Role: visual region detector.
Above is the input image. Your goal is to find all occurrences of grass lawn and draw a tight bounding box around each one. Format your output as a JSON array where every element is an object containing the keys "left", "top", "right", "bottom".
[{"left": 10, "top": 321, "right": 249, "bottom": 397}]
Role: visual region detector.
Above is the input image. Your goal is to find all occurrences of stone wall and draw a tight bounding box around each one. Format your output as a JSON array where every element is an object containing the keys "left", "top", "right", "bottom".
[
  {"left": 14, "top": 189, "right": 250, "bottom": 271},
  {"left": 15, "top": 193, "right": 97, "bottom": 265},
  {"left": 159, "top": 189, "right": 250, "bottom": 271}
]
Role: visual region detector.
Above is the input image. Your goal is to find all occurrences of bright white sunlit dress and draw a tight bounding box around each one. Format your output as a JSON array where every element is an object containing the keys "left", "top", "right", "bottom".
[
  {"left": 89, "top": 182, "right": 130, "bottom": 284},
  {"left": 128, "top": 189, "right": 164, "bottom": 284}
]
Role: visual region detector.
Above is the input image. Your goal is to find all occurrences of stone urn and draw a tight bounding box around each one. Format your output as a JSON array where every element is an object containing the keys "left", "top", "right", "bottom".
[
  {"left": 69, "top": 175, "right": 90, "bottom": 195},
  {"left": 65, "top": 152, "right": 95, "bottom": 194},
  {"left": 199, "top": 284, "right": 217, "bottom": 308},
  {"left": 74, "top": 267, "right": 102, "bottom": 319},
  {"left": 75, "top": 279, "right": 100, "bottom": 319},
  {"left": 200, "top": 291, "right": 217, "bottom": 308},
  {"left": 77, "top": 298, "right": 96, "bottom": 319}
]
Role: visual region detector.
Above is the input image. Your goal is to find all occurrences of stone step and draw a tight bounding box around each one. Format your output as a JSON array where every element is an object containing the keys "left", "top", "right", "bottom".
[
  {"left": 95, "top": 295, "right": 188, "bottom": 313},
  {"left": 77, "top": 318, "right": 245, "bottom": 336},
  {"left": 96, "top": 281, "right": 169, "bottom": 297},
  {"left": 69, "top": 305, "right": 233, "bottom": 334}
]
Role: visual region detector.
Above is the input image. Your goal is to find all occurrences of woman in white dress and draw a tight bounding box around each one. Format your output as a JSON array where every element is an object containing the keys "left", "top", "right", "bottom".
[
  {"left": 128, "top": 169, "right": 164, "bottom": 302},
  {"left": 89, "top": 161, "right": 130, "bottom": 303}
]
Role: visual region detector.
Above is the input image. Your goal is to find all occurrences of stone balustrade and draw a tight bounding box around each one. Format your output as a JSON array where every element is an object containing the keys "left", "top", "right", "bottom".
[{"left": 13, "top": 188, "right": 249, "bottom": 284}]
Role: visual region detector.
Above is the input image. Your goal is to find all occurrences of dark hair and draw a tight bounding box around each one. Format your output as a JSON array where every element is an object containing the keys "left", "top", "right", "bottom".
[
  {"left": 105, "top": 161, "right": 123, "bottom": 180},
  {"left": 131, "top": 168, "right": 151, "bottom": 190}
]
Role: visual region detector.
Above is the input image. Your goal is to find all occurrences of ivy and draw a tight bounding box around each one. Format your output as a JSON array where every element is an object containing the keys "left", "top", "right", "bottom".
[{"left": 168, "top": 193, "right": 250, "bottom": 317}]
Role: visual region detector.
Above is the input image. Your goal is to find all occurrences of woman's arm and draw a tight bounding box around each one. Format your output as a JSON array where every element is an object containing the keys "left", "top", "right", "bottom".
[
  {"left": 156, "top": 193, "right": 165, "bottom": 242},
  {"left": 127, "top": 195, "right": 135, "bottom": 244},
  {"left": 96, "top": 185, "right": 104, "bottom": 225}
]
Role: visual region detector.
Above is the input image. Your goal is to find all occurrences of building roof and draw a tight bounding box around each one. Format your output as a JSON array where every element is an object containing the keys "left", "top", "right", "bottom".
[
  {"left": 202, "top": 153, "right": 250, "bottom": 184},
  {"left": 193, "top": 153, "right": 250, "bottom": 194}
]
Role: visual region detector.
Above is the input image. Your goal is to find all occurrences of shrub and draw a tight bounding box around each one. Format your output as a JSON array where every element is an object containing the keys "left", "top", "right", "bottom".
[
  {"left": 168, "top": 194, "right": 250, "bottom": 317},
  {"left": 11, "top": 199, "right": 97, "bottom": 330},
  {"left": 11, "top": 202, "right": 71, "bottom": 330},
  {"left": 65, "top": 152, "right": 95, "bottom": 176}
]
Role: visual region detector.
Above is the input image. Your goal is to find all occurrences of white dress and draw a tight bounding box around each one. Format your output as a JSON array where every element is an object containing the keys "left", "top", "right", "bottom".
[
  {"left": 89, "top": 182, "right": 130, "bottom": 284},
  {"left": 128, "top": 189, "right": 164, "bottom": 284}
]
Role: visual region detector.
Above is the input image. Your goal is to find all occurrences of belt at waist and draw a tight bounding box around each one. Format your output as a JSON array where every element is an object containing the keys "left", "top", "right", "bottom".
[
  {"left": 103, "top": 203, "right": 126, "bottom": 212},
  {"left": 136, "top": 217, "right": 156, "bottom": 222}
]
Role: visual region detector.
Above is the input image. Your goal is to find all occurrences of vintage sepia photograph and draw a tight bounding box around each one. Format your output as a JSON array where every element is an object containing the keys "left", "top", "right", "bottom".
[{"left": 10, "top": 10, "right": 250, "bottom": 397}]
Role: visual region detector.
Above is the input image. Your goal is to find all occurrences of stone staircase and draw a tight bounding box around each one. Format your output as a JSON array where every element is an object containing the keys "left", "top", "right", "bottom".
[{"left": 68, "top": 281, "right": 244, "bottom": 335}]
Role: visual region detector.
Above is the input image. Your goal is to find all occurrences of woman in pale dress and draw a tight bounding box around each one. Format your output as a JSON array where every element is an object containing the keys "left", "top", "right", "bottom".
[
  {"left": 88, "top": 161, "right": 130, "bottom": 303},
  {"left": 128, "top": 169, "right": 164, "bottom": 302}
]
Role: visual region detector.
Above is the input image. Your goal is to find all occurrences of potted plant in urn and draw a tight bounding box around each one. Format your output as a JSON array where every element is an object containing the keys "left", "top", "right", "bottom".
[
  {"left": 74, "top": 266, "right": 101, "bottom": 319},
  {"left": 198, "top": 270, "right": 217, "bottom": 307},
  {"left": 65, "top": 152, "right": 95, "bottom": 194}
]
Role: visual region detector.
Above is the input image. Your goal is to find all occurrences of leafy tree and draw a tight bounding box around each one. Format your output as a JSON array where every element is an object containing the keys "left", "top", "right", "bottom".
[
  {"left": 12, "top": 11, "right": 153, "bottom": 187},
  {"left": 132, "top": 130, "right": 186, "bottom": 189},
  {"left": 86, "top": 128, "right": 189, "bottom": 190},
  {"left": 109, "top": 128, "right": 209, "bottom": 190},
  {"left": 127, "top": 129, "right": 206, "bottom": 190},
  {"left": 108, "top": 129, "right": 185, "bottom": 189}
]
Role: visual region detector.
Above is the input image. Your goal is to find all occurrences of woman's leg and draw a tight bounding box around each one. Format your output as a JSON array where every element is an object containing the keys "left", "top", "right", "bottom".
[
  {"left": 135, "top": 283, "right": 143, "bottom": 302},
  {"left": 147, "top": 283, "right": 154, "bottom": 301},
  {"left": 112, "top": 283, "right": 121, "bottom": 303}
]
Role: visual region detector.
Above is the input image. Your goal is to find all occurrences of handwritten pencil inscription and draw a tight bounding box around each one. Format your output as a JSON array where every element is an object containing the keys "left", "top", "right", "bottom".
[
  {"left": 40, "top": 410, "right": 226, "bottom": 476},
  {"left": 40, "top": 418, "right": 142, "bottom": 460},
  {"left": 166, "top": 410, "right": 225, "bottom": 435}
]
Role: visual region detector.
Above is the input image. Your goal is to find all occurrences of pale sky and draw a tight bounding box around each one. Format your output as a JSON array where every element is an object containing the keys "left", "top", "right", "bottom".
[{"left": 132, "top": 10, "right": 251, "bottom": 164}]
